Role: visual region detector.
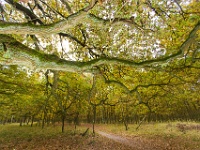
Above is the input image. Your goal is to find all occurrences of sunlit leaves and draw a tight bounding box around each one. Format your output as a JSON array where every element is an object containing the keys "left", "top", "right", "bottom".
[{"left": 0, "top": 0, "right": 200, "bottom": 124}]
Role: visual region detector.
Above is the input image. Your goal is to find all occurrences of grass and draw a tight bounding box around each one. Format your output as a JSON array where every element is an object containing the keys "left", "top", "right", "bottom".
[
  {"left": 0, "top": 123, "right": 132, "bottom": 150},
  {"left": 95, "top": 121, "right": 200, "bottom": 149},
  {"left": 0, "top": 121, "right": 199, "bottom": 150},
  {"left": 96, "top": 121, "right": 200, "bottom": 136}
]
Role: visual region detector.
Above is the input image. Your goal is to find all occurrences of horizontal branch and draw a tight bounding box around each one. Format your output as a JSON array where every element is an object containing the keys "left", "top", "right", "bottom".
[
  {"left": 0, "top": 89, "right": 18, "bottom": 95},
  {"left": 0, "top": 10, "right": 152, "bottom": 35},
  {"left": 0, "top": 10, "right": 87, "bottom": 35},
  {"left": 129, "top": 83, "right": 168, "bottom": 93},
  {"left": 0, "top": 36, "right": 177, "bottom": 73},
  {"left": 0, "top": 20, "right": 199, "bottom": 73},
  {"left": 102, "top": 75, "right": 168, "bottom": 94}
]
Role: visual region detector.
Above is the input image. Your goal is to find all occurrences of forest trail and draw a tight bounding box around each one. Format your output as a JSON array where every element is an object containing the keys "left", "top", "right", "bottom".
[
  {"left": 96, "top": 130, "right": 152, "bottom": 150},
  {"left": 83, "top": 124, "right": 199, "bottom": 150}
]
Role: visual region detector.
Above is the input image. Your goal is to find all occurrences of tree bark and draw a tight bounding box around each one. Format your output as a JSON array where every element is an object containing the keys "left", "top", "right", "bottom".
[{"left": 0, "top": 20, "right": 199, "bottom": 73}]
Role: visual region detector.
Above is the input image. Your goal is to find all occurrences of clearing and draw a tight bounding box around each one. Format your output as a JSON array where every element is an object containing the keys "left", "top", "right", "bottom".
[{"left": 0, "top": 122, "right": 199, "bottom": 150}]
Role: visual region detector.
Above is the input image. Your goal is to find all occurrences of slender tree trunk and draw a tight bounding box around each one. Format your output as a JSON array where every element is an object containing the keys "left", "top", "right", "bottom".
[
  {"left": 62, "top": 115, "right": 65, "bottom": 133},
  {"left": 42, "top": 115, "right": 45, "bottom": 129},
  {"left": 74, "top": 112, "right": 79, "bottom": 131},
  {"left": 31, "top": 115, "right": 34, "bottom": 127},
  {"left": 92, "top": 106, "right": 96, "bottom": 135},
  {"left": 124, "top": 118, "right": 128, "bottom": 131},
  {"left": 136, "top": 116, "right": 146, "bottom": 130},
  {"left": 20, "top": 118, "right": 23, "bottom": 126},
  {"left": 3, "top": 117, "right": 7, "bottom": 125}
]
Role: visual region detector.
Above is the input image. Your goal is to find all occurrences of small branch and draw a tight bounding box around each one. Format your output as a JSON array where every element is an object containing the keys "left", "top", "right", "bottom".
[
  {"left": 5, "top": 0, "right": 43, "bottom": 24},
  {"left": 83, "top": 0, "right": 98, "bottom": 12},
  {"left": 102, "top": 76, "right": 130, "bottom": 93},
  {"left": 136, "top": 115, "right": 146, "bottom": 130},
  {"left": 173, "top": 0, "right": 185, "bottom": 19},
  {"left": 39, "top": 0, "right": 66, "bottom": 19},
  {"left": 60, "top": 0, "right": 73, "bottom": 14},
  {"left": 103, "top": 101, "right": 119, "bottom": 106},
  {"left": 59, "top": 33, "right": 85, "bottom": 47},
  {"left": 129, "top": 83, "right": 168, "bottom": 94},
  {"left": 88, "top": 13, "right": 154, "bottom": 32},
  {"left": 81, "top": 128, "right": 89, "bottom": 136}
]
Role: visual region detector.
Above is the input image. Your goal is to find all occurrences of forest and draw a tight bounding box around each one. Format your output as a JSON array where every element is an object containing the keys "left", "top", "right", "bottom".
[{"left": 0, "top": 0, "right": 200, "bottom": 149}]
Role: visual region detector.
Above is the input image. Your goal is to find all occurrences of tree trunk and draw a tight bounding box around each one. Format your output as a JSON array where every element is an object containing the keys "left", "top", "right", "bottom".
[
  {"left": 61, "top": 115, "right": 65, "bottom": 133},
  {"left": 74, "top": 112, "right": 79, "bottom": 131},
  {"left": 31, "top": 115, "right": 34, "bottom": 127},
  {"left": 124, "top": 121, "right": 128, "bottom": 131},
  {"left": 92, "top": 106, "right": 96, "bottom": 135},
  {"left": 19, "top": 118, "right": 23, "bottom": 126},
  {"left": 42, "top": 117, "right": 45, "bottom": 129}
]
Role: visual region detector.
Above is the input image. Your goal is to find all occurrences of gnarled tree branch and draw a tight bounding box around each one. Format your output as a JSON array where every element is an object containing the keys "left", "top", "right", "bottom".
[{"left": 0, "top": 19, "right": 199, "bottom": 73}]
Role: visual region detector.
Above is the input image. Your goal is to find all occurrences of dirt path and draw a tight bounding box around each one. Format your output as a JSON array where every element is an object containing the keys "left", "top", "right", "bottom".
[
  {"left": 96, "top": 130, "right": 151, "bottom": 150},
  {"left": 82, "top": 124, "right": 155, "bottom": 150},
  {"left": 82, "top": 124, "right": 200, "bottom": 150}
]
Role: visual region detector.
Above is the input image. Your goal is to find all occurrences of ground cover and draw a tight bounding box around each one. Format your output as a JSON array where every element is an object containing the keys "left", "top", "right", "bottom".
[
  {"left": 0, "top": 123, "right": 131, "bottom": 150},
  {"left": 0, "top": 121, "right": 199, "bottom": 150},
  {"left": 95, "top": 121, "right": 200, "bottom": 150}
]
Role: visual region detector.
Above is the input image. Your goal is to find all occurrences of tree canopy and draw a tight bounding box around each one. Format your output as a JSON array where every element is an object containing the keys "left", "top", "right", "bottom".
[
  {"left": 0, "top": 0, "right": 199, "bottom": 72},
  {"left": 0, "top": 0, "right": 200, "bottom": 128}
]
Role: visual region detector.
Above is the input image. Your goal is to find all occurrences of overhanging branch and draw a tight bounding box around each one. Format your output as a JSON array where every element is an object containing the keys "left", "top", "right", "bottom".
[
  {"left": 0, "top": 10, "right": 87, "bottom": 35},
  {"left": 0, "top": 19, "right": 199, "bottom": 73}
]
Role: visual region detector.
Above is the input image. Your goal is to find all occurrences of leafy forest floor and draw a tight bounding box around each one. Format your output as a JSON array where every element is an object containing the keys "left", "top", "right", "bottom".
[{"left": 0, "top": 121, "right": 200, "bottom": 150}]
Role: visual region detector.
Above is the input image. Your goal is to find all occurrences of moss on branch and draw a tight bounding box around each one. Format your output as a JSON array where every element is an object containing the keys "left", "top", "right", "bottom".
[{"left": 0, "top": 19, "right": 199, "bottom": 73}]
